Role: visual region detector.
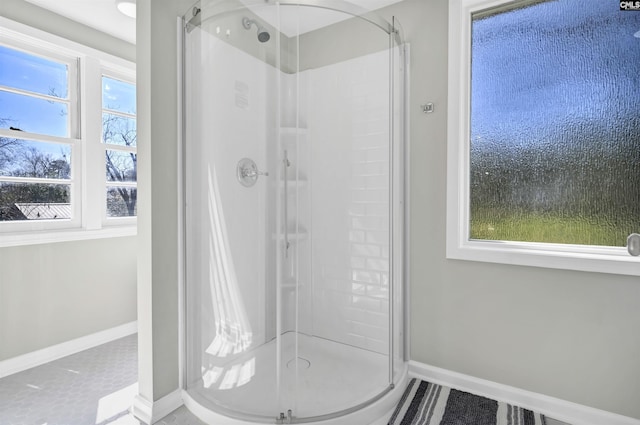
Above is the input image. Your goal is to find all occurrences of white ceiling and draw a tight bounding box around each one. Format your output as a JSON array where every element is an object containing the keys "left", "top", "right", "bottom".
[
  {"left": 24, "top": 0, "right": 136, "bottom": 44},
  {"left": 23, "top": 0, "right": 404, "bottom": 45}
]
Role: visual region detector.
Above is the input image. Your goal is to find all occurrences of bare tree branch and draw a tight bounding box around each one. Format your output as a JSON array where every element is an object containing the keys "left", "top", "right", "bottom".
[
  {"left": 0, "top": 118, "right": 23, "bottom": 170},
  {"left": 103, "top": 113, "right": 137, "bottom": 216}
]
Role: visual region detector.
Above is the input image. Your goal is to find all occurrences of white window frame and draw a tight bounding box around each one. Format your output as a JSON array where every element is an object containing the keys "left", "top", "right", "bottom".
[
  {"left": 0, "top": 17, "right": 136, "bottom": 247},
  {"left": 101, "top": 69, "right": 137, "bottom": 226},
  {"left": 0, "top": 36, "right": 81, "bottom": 233},
  {"left": 446, "top": 0, "right": 640, "bottom": 276}
]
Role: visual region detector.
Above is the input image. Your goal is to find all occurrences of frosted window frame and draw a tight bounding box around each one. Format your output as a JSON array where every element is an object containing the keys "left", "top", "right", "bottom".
[
  {"left": 0, "top": 17, "right": 136, "bottom": 246},
  {"left": 446, "top": 0, "right": 640, "bottom": 277}
]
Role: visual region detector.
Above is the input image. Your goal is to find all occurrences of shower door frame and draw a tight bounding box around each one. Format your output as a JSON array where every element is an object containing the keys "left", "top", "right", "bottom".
[{"left": 177, "top": 2, "right": 410, "bottom": 423}]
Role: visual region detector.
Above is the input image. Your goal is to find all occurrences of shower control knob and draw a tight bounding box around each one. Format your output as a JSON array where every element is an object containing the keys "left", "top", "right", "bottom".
[{"left": 237, "top": 158, "right": 268, "bottom": 187}]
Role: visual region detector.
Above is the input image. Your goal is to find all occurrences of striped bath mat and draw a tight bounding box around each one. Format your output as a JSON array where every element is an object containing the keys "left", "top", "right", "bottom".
[{"left": 388, "top": 378, "right": 547, "bottom": 425}]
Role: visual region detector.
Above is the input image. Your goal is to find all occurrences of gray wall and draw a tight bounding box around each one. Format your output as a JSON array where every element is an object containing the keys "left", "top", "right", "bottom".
[
  {"left": 137, "top": 0, "right": 193, "bottom": 403},
  {"left": 0, "top": 1, "right": 137, "bottom": 362},
  {"left": 379, "top": 0, "right": 640, "bottom": 419},
  {"left": 137, "top": 0, "right": 640, "bottom": 419},
  {"left": 0, "top": 238, "right": 137, "bottom": 360}
]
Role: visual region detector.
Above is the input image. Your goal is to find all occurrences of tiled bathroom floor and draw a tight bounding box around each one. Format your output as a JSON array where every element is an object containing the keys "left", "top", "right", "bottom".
[
  {"left": 0, "top": 335, "right": 205, "bottom": 425},
  {"left": 0, "top": 335, "right": 569, "bottom": 425}
]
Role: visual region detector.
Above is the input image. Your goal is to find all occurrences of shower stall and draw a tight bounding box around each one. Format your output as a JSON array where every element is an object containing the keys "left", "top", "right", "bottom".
[{"left": 180, "top": 1, "right": 407, "bottom": 423}]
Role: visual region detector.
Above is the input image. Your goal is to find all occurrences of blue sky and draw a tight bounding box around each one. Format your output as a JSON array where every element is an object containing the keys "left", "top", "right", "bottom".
[
  {"left": 0, "top": 45, "right": 68, "bottom": 137},
  {"left": 0, "top": 46, "right": 136, "bottom": 133},
  {"left": 0, "top": 46, "right": 135, "bottom": 171},
  {"left": 102, "top": 76, "right": 136, "bottom": 115},
  {"left": 471, "top": 0, "right": 640, "bottom": 147}
]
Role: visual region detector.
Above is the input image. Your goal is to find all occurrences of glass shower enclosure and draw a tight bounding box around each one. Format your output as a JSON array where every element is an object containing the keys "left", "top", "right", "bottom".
[{"left": 181, "top": 0, "right": 406, "bottom": 422}]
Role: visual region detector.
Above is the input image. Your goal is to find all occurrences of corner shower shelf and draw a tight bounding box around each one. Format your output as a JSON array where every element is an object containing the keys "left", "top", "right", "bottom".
[
  {"left": 279, "top": 126, "right": 308, "bottom": 135},
  {"left": 279, "top": 179, "right": 307, "bottom": 189},
  {"left": 281, "top": 278, "right": 303, "bottom": 290},
  {"left": 272, "top": 228, "right": 308, "bottom": 242}
]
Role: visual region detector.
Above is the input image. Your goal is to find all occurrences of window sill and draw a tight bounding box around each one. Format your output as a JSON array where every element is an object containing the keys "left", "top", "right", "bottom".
[
  {"left": 0, "top": 226, "right": 137, "bottom": 248},
  {"left": 447, "top": 240, "right": 640, "bottom": 277}
]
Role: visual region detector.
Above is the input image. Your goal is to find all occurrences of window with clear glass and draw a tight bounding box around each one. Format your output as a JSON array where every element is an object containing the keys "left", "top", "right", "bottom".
[
  {"left": 0, "top": 45, "right": 70, "bottom": 137},
  {"left": 0, "top": 44, "right": 75, "bottom": 222},
  {"left": 102, "top": 76, "right": 137, "bottom": 218},
  {"left": 0, "top": 22, "right": 136, "bottom": 245},
  {"left": 469, "top": 0, "right": 640, "bottom": 247}
]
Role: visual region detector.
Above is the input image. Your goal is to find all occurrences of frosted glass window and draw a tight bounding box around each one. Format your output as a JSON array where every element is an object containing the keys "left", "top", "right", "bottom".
[{"left": 469, "top": 0, "right": 640, "bottom": 247}]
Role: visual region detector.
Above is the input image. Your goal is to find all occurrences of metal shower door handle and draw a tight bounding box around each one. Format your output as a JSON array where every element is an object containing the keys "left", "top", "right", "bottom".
[{"left": 237, "top": 158, "right": 268, "bottom": 187}]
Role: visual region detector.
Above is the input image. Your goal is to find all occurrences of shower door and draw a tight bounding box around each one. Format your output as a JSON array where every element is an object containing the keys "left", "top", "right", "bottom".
[
  {"left": 183, "top": 5, "right": 272, "bottom": 416},
  {"left": 183, "top": 1, "right": 404, "bottom": 422}
]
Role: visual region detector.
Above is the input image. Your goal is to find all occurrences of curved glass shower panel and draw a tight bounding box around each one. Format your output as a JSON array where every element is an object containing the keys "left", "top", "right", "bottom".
[
  {"left": 184, "top": 3, "right": 276, "bottom": 418},
  {"left": 183, "top": 0, "right": 403, "bottom": 422}
]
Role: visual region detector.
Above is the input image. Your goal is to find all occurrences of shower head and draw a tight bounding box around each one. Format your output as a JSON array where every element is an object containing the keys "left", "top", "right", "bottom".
[
  {"left": 242, "top": 17, "right": 271, "bottom": 43},
  {"left": 257, "top": 29, "right": 271, "bottom": 43}
]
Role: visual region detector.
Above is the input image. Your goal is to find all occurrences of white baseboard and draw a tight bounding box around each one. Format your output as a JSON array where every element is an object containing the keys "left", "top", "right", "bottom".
[
  {"left": 409, "top": 360, "right": 640, "bottom": 425},
  {"left": 131, "top": 394, "right": 153, "bottom": 425},
  {"left": 0, "top": 321, "right": 137, "bottom": 379},
  {"left": 132, "top": 389, "right": 183, "bottom": 424}
]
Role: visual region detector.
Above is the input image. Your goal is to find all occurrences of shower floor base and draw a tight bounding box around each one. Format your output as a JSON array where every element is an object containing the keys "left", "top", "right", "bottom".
[{"left": 188, "top": 333, "right": 389, "bottom": 420}]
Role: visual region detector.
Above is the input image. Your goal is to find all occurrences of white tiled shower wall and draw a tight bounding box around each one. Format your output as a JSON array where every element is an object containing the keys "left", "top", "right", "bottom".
[
  {"left": 306, "top": 50, "right": 391, "bottom": 355},
  {"left": 187, "top": 27, "right": 393, "bottom": 367}
]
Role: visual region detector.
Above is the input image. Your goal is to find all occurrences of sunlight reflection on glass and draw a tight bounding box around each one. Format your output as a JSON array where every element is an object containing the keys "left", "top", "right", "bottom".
[
  {"left": 198, "top": 166, "right": 258, "bottom": 391},
  {"left": 219, "top": 363, "right": 241, "bottom": 390},
  {"left": 204, "top": 165, "right": 253, "bottom": 358},
  {"left": 211, "top": 358, "right": 255, "bottom": 390},
  {"left": 202, "top": 366, "right": 224, "bottom": 389},
  {"left": 236, "top": 358, "right": 256, "bottom": 387}
]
